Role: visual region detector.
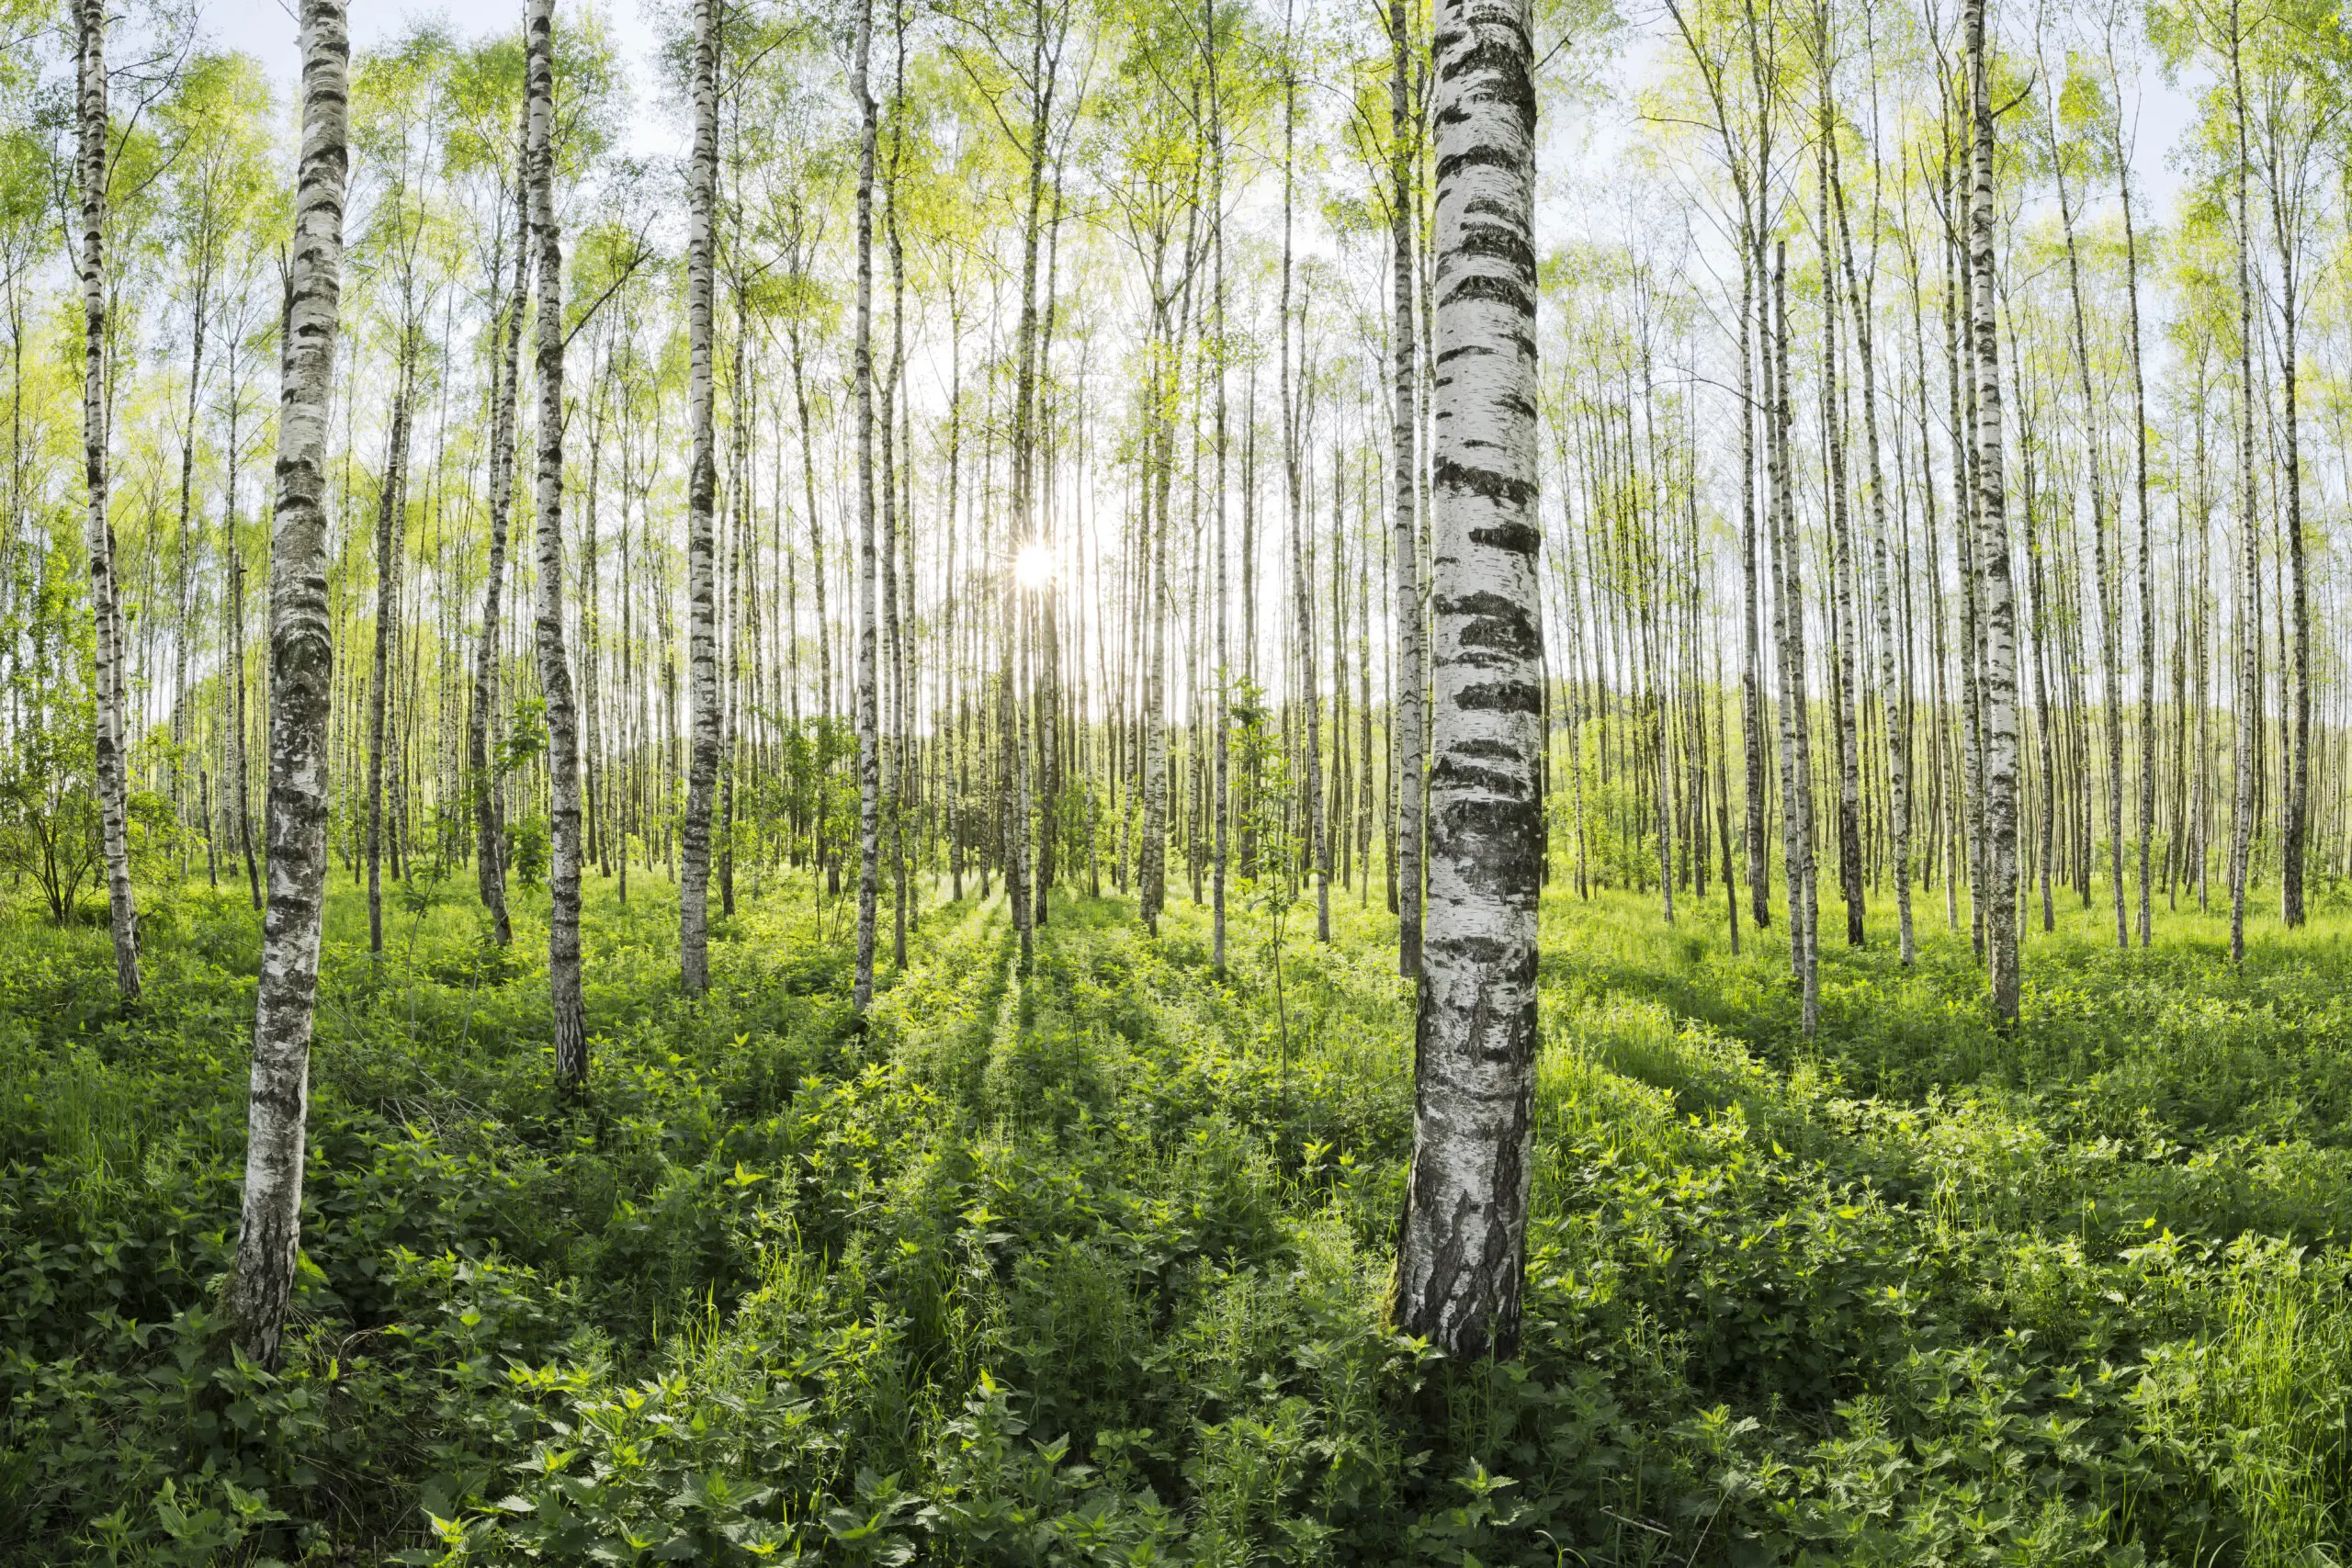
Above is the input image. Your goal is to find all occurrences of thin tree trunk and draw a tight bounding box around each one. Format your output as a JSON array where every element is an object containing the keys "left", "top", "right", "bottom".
[
  {"left": 1390, "top": 0, "right": 1425, "bottom": 975},
  {"left": 74, "top": 0, "right": 138, "bottom": 1000},
  {"left": 851, "top": 0, "right": 883, "bottom": 1005},
  {"left": 2227, "top": 0, "right": 2256, "bottom": 964},
  {"left": 468, "top": 112, "right": 528, "bottom": 950},
  {"left": 681, "top": 0, "right": 724, "bottom": 995},
  {"left": 366, "top": 357, "right": 412, "bottom": 956}
]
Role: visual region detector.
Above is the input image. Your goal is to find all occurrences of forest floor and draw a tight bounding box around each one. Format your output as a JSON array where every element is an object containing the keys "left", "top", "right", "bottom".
[{"left": 6, "top": 862, "right": 2352, "bottom": 1564}]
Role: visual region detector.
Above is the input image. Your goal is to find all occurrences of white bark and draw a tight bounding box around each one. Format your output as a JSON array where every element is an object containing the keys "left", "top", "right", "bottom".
[
  {"left": 1390, "top": 0, "right": 1424, "bottom": 976},
  {"left": 852, "top": 0, "right": 882, "bottom": 1007},
  {"left": 1393, "top": 0, "right": 1541, "bottom": 1360},
  {"left": 233, "top": 0, "right": 348, "bottom": 1368},
  {"left": 681, "top": 0, "right": 722, "bottom": 995},
  {"left": 468, "top": 112, "right": 528, "bottom": 950},
  {"left": 526, "top": 0, "right": 587, "bottom": 1086},
  {"left": 74, "top": 0, "right": 138, "bottom": 1001},
  {"left": 1967, "top": 0, "right": 2020, "bottom": 1021}
]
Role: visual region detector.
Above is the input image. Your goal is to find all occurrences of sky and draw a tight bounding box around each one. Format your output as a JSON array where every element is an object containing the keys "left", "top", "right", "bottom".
[{"left": 199, "top": 0, "right": 683, "bottom": 158}]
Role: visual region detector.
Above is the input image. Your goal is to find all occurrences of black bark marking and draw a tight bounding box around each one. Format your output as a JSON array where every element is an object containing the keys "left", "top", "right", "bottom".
[
  {"left": 1432, "top": 456, "right": 1534, "bottom": 507},
  {"left": 1466, "top": 523, "right": 1540, "bottom": 557},
  {"left": 1453, "top": 679, "right": 1541, "bottom": 713}
]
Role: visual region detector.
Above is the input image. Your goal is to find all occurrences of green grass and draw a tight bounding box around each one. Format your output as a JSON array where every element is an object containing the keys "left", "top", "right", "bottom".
[{"left": 5, "top": 859, "right": 2352, "bottom": 1564}]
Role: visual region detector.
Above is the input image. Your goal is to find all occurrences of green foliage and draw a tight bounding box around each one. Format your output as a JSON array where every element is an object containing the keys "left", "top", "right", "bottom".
[{"left": 6, "top": 876, "right": 2352, "bottom": 1563}]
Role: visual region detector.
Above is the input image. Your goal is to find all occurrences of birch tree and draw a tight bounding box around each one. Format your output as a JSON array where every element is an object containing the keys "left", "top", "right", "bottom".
[
  {"left": 526, "top": 0, "right": 588, "bottom": 1086},
  {"left": 1389, "top": 0, "right": 1425, "bottom": 978},
  {"left": 74, "top": 0, "right": 139, "bottom": 1001},
  {"left": 232, "top": 0, "right": 349, "bottom": 1368},
  {"left": 681, "top": 0, "right": 723, "bottom": 995},
  {"left": 1393, "top": 0, "right": 1543, "bottom": 1359},
  {"left": 1966, "top": 0, "right": 2021, "bottom": 1023}
]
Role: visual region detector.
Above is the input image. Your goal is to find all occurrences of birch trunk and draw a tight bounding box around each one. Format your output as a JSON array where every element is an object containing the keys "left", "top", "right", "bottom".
[
  {"left": 2110, "top": 69, "right": 2154, "bottom": 948},
  {"left": 1771, "top": 241, "right": 1819, "bottom": 1035},
  {"left": 852, "top": 0, "right": 884, "bottom": 1006},
  {"left": 1967, "top": 0, "right": 2021, "bottom": 1023},
  {"left": 526, "top": 0, "right": 587, "bottom": 1087},
  {"left": 468, "top": 117, "right": 527, "bottom": 950},
  {"left": 1393, "top": 0, "right": 1541, "bottom": 1359},
  {"left": 2044, "top": 71, "right": 2125, "bottom": 950},
  {"left": 1390, "top": 0, "right": 1425, "bottom": 976},
  {"left": 226, "top": 367, "right": 259, "bottom": 908},
  {"left": 1211, "top": 0, "right": 1231, "bottom": 970},
  {"left": 2226, "top": 0, "right": 2256, "bottom": 965},
  {"left": 1830, "top": 154, "right": 1911, "bottom": 963},
  {"left": 681, "top": 0, "right": 723, "bottom": 995},
  {"left": 74, "top": 0, "right": 139, "bottom": 1000},
  {"left": 1816, "top": 57, "right": 1864, "bottom": 948},
  {"left": 233, "top": 0, "right": 347, "bottom": 1367},
  {"left": 366, "top": 358, "right": 412, "bottom": 956}
]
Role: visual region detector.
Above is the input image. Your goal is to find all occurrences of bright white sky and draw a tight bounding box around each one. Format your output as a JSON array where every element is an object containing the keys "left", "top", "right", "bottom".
[
  {"left": 198, "top": 0, "right": 681, "bottom": 158},
  {"left": 197, "top": 0, "right": 2204, "bottom": 207}
]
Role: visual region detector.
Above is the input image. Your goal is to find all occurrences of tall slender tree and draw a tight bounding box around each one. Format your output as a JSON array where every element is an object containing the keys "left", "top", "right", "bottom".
[
  {"left": 681, "top": 0, "right": 723, "bottom": 995},
  {"left": 233, "top": 0, "right": 349, "bottom": 1368},
  {"left": 526, "top": 0, "right": 587, "bottom": 1086},
  {"left": 74, "top": 0, "right": 139, "bottom": 1001}
]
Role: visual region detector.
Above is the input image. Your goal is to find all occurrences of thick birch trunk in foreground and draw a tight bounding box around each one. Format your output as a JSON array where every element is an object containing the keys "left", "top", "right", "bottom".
[
  {"left": 851, "top": 0, "right": 882, "bottom": 1008},
  {"left": 680, "top": 0, "right": 723, "bottom": 996},
  {"left": 1389, "top": 0, "right": 1425, "bottom": 978},
  {"left": 1393, "top": 0, "right": 1541, "bottom": 1360},
  {"left": 468, "top": 127, "right": 528, "bottom": 950},
  {"left": 526, "top": 0, "right": 587, "bottom": 1086},
  {"left": 1967, "top": 0, "right": 2021, "bottom": 1024},
  {"left": 75, "top": 0, "right": 139, "bottom": 1002},
  {"left": 234, "top": 0, "right": 347, "bottom": 1368}
]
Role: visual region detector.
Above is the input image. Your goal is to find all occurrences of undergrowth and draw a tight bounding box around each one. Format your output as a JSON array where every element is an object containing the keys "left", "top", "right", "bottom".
[{"left": 4, "top": 869, "right": 2351, "bottom": 1563}]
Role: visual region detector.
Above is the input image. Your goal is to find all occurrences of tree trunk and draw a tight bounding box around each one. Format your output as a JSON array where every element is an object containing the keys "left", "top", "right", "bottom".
[
  {"left": 233, "top": 0, "right": 348, "bottom": 1368},
  {"left": 527, "top": 0, "right": 587, "bottom": 1088},
  {"left": 851, "top": 0, "right": 883, "bottom": 1006},
  {"left": 1967, "top": 0, "right": 2020, "bottom": 1023},
  {"left": 681, "top": 0, "right": 723, "bottom": 995},
  {"left": 1390, "top": 0, "right": 1425, "bottom": 976},
  {"left": 468, "top": 112, "right": 528, "bottom": 950},
  {"left": 366, "top": 358, "right": 412, "bottom": 956},
  {"left": 1393, "top": 0, "right": 1541, "bottom": 1360},
  {"left": 2110, "top": 63, "right": 2154, "bottom": 948},
  {"left": 2226, "top": 0, "right": 2256, "bottom": 965},
  {"left": 74, "top": 0, "right": 138, "bottom": 1001}
]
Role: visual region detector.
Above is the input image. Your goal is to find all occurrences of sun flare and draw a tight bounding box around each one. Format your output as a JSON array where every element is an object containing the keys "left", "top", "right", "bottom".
[{"left": 1014, "top": 542, "right": 1055, "bottom": 591}]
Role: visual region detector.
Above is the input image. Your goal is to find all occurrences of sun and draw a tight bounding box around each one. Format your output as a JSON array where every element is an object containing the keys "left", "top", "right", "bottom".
[{"left": 1014, "top": 542, "right": 1055, "bottom": 592}]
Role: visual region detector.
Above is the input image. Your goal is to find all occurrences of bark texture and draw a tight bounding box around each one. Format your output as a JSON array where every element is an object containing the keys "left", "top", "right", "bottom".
[
  {"left": 467, "top": 115, "right": 528, "bottom": 950},
  {"left": 526, "top": 0, "right": 587, "bottom": 1086},
  {"left": 1393, "top": 0, "right": 1542, "bottom": 1361},
  {"left": 233, "top": 0, "right": 348, "bottom": 1368},
  {"left": 1967, "top": 0, "right": 2020, "bottom": 1023},
  {"left": 680, "top": 0, "right": 722, "bottom": 995},
  {"left": 852, "top": 0, "right": 882, "bottom": 1008},
  {"left": 75, "top": 0, "right": 139, "bottom": 1001},
  {"left": 1390, "top": 0, "right": 1425, "bottom": 978}
]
